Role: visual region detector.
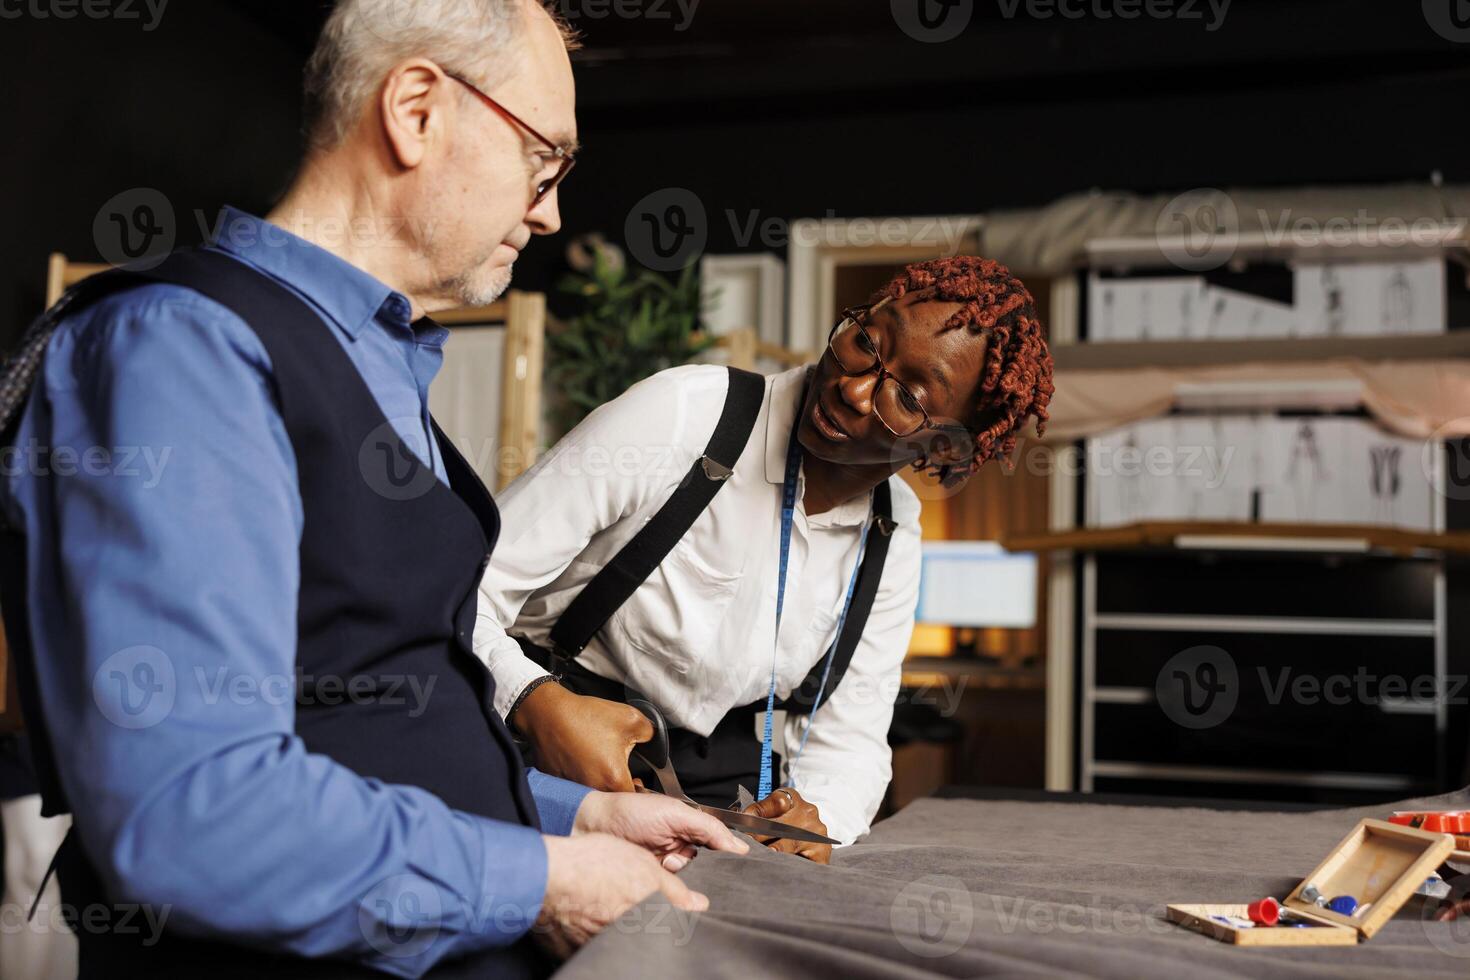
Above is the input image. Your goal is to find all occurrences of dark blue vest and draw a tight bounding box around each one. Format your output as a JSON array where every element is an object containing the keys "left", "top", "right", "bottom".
[{"left": 3, "top": 249, "right": 547, "bottom": 978}]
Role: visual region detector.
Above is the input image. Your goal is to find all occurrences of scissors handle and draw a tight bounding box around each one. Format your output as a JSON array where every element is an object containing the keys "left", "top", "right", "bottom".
[{"left": 627, "top": 697, "right": 669, "bottom": 768}]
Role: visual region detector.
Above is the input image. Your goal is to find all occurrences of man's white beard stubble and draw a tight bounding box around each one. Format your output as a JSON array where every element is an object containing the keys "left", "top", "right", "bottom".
[{"left": 449, "top": 261, "right": 513, "bottom": 308}]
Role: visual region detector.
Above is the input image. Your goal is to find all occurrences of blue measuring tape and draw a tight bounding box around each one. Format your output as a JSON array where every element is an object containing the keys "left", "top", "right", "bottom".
[{"left": 757, "top": 415, "right": 872, "bottom": 799}]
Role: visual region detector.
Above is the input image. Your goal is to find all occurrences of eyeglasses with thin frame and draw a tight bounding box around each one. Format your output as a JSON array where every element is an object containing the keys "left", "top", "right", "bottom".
[
  {"left": 826, "top": 297, "right": 975, "bottom": 444},
  {"left": 445, "top": 71, "right": 577, "bottom": 208}
]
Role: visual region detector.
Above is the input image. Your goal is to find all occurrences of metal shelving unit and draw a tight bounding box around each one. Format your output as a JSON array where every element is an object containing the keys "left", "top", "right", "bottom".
[{"left": 1044, "top": 229, "right": 1468, "bottom": 803}]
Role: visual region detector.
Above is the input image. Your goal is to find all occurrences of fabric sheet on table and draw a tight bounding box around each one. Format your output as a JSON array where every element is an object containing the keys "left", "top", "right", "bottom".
[{"left": 555, "top": 787, "right": 1470, "bottom": 979}]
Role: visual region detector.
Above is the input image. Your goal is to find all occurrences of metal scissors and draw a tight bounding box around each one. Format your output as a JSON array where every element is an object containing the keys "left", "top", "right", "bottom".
[{"left": 628, "top": 698, "right": 839, "bottom": 846}]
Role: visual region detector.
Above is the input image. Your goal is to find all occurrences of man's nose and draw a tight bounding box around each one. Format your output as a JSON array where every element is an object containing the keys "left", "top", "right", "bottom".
[{"left": 527, "top": 187, "right": 562, "bottom": 236}]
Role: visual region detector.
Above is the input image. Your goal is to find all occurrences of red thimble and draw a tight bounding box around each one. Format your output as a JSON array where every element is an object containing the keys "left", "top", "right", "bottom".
[{"left": 1247, "top": 897, "right": 1280, "bottom": 926}]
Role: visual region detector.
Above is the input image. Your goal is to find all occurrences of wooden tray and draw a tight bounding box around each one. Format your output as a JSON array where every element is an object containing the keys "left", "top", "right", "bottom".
[
  {"left": 1166, "top": 904, "right": 1357, "bottom": 946},
  {"left": 1170, "top": 818, "right": 1455, "bottom": 947}
]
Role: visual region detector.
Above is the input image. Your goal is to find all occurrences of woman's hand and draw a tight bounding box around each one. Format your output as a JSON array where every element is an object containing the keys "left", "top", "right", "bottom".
[
  {"left": 510, "top": 681, "right": 653, "bottom": 792},
  {"left": 743, "top": 787, "right": 833, "bottom": 864}
]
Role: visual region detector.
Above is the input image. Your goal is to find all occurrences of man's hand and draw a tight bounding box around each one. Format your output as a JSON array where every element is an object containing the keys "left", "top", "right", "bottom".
[
  {"left": 574, "top": 790, "right": 749, "bottom": 871},
  {"left": 535, "top": 833, "right": 706, "bottom": 960},
  {"left": 510, "top": 681, "right": 653, "bottom": 792},
  {"left": 743, "top": 788, "right": 833, "bottom": 864}
]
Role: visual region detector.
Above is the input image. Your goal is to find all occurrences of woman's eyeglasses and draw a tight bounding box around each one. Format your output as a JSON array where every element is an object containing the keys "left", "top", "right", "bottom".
[
  {"left": 446, "top": 71, "right": 577, "bottom": 208},
  {"left": 826, "top": 299, "right": 974, "bottom": 443}
]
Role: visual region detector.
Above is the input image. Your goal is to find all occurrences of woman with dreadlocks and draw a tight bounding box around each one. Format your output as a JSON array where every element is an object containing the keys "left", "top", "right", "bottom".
[{"left": 475, "top": 255, "right": 1054, "bottom": 861}]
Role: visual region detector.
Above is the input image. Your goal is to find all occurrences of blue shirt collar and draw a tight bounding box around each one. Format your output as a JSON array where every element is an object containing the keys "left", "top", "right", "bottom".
[{"left": 207, "top": 206, "right": 406, "bottom": 340}]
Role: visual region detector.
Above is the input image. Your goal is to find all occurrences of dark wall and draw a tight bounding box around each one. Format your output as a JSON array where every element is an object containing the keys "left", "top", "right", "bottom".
[
  {"left": 0, "top": 2, "right": 308, "bottom": 347},
  {"left": 2, "top": 0, "right": 1467, "bottom": 345}
]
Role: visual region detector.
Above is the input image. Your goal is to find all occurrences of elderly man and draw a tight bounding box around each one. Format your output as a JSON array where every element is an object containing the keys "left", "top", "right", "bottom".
[{"left": 0, "top": 1, "right": 744, "bottom": 977}]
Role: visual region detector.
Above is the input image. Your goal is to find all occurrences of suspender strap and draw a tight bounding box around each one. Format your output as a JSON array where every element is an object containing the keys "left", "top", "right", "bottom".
[
  {"left": 781, "top": 479, "right": 895, "bottom": 716},
  {"left": 547, "top": 367, "right": 766, "bottom": 659}
]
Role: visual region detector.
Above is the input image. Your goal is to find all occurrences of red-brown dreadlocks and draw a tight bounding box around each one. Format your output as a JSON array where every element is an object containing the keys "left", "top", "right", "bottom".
[{"left": 874, "top": 256, "right": 1055, "bottom": 480}]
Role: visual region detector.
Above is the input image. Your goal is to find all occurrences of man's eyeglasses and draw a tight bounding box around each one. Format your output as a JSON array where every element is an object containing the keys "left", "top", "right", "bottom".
[
  {"left": 446, "top": 71, "right": 576, "bottom": 208},
  {"left": 826, "top": 298, "right": 974, "bottom": 444}
]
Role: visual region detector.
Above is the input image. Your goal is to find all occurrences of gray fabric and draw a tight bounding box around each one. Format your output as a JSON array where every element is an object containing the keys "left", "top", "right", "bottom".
[{"left": 557, "top": 788, "right": 1470, "bottom": 979}]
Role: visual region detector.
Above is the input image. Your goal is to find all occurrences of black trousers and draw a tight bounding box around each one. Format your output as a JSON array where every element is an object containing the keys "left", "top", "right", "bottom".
[{"left": 516, "top": 640, "right": 777, "bottom": 810}]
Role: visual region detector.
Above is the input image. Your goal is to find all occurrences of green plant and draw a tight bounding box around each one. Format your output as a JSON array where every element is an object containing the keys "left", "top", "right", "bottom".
[{"left": 547, "top": 247, "right": 716, "bottom": 436}]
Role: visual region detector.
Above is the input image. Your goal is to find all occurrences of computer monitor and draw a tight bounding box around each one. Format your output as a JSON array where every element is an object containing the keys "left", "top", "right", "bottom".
[{"left": 915, "top": 541, "right": 1038, "bottom": 629}]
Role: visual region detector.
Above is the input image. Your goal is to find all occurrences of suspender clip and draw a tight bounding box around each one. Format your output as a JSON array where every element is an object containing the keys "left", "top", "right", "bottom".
[
  {"left": 700, "top": 456, "right": 734, "bottom": 482},
  {"left": 875, "top": 516, "right": 897, "bottom": 537}
]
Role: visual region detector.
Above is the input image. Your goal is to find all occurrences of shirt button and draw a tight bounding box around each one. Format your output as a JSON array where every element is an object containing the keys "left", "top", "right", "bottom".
[{"left": 384, "top": 294, "right": 411, "bottom": 321}]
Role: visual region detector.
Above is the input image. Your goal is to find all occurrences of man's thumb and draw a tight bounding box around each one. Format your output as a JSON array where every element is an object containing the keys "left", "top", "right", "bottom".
[{"left": 658, "top": 871, "right": 709, "bottom": 912}]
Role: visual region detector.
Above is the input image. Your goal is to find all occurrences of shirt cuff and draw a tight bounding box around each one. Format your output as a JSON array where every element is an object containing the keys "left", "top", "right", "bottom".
[
  {"left": 370, "top": 819, "right": 547, "bottom": 975},
  {"left": 526, "top": 768, "right": 594, "bottom": 837},
  {"left": 488, "top": 651, "right": 554, "bottom": 720},
  {"left": 469, "top": 820, "right": 547, "bottom": 948}
]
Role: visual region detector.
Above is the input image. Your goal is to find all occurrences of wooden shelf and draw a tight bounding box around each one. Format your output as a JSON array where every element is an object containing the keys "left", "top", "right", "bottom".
[
  {"left": 1001, "top": 521, "right": 1470, "bottom": 558},
  {"left": 1052, "top": 332, "right": 1470, "bottom": 372}
]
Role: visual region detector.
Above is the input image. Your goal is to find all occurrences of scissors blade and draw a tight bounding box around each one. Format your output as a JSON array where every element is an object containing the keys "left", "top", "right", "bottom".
[{"left": 699, "top": 803, "right": 840, "bottom": 845}]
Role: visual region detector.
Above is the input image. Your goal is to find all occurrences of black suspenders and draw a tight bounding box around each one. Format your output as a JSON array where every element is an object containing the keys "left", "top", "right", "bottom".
[
  {"left": 543, "top": 366, "right": 897, "bottom": 716},
  {"left": 547, "top": 367, "right": 765, "bottom": 659}
]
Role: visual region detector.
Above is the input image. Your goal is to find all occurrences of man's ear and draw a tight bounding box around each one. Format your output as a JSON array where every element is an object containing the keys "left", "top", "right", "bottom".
[{"left": 379, "top": 60, "right": 449, "bottom": 170}]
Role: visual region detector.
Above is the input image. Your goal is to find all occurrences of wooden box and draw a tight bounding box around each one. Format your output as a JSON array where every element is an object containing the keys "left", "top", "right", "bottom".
[{"left": 1168, "top": 818, "right": 1454, "bottom": 946}]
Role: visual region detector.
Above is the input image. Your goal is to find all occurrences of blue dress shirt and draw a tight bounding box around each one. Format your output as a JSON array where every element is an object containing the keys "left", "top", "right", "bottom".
[{"left": 2, "top": 207, "right": 590, "bottom": 976}]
